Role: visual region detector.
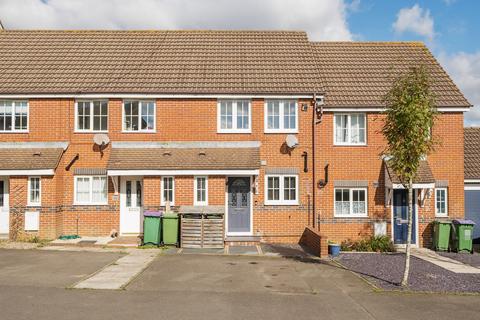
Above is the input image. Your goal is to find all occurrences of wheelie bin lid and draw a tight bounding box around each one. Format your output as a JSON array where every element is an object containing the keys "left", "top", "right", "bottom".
[
  {"left": 144, "top": 211, "right": 163, "bottom": 217},
  {"left": 452, "top": 219, "right": 475, "bottom": 225},
  {"left": 163, "top": 212, "right": 178, "bottom": 218}
]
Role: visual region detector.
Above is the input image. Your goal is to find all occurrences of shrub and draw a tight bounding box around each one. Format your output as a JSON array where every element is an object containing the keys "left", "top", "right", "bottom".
[{"left": 340, "top": 236, "right": 395, "bottom": 253}]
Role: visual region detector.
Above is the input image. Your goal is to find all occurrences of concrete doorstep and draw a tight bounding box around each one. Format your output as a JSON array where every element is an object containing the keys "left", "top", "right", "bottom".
[
  {"left": 73, "top": 250, "right": 158, "bottom": 290},
  {"left": 412, "top": 248, "right": 480, "bottom": 274}
]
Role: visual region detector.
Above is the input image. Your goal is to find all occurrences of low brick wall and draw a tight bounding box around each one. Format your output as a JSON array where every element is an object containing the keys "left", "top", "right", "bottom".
[{"left": 299, "top": 226, "right": 328, "bottom": 258}]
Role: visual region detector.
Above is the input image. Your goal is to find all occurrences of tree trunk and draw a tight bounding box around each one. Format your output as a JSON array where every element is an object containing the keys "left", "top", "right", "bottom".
[{"left": 401, "top": 179, "right": 414, "bottom": 287}]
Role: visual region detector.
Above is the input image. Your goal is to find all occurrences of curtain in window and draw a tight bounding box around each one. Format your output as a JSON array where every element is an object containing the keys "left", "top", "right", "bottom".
[
  {"left": 92, "top": 177, "right": 107, "bottom": 203},
  {"left": 335, "top": 115, "right": 349, "bottom": 143}
]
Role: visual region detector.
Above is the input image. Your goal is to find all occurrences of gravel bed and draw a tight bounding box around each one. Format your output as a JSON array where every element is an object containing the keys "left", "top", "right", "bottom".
[
  {"left": 337, "top": 252, "right": 480, "bottom": 293},
  {"left": 438, "top": 252, "right": 480, "bottom": 268}
]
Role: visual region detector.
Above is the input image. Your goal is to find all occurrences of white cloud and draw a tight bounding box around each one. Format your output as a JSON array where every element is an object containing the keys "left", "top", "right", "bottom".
[
  {"left": 393, "top": 4, "right": 435, "bottom": 41},
  {"left": 0, "top": 0, "right": 353, "bottom": 41},
  {"left": 438, "top": 51, "right": 480, "bottom": 126}
]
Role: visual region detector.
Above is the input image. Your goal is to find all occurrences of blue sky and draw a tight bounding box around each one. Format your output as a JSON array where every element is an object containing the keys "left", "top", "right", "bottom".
[{"left": 0, "top": 0, "right": 478, "bottom": 125}]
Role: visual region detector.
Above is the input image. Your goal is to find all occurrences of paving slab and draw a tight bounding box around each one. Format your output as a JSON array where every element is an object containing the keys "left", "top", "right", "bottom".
[
  {"left": 180, "top": 248, "right": 225, "bottom": 255},
  {"left": 74, "top": 250, "right": 158, "bottom": 290},
  {"left": 228, "top": 245, "right": 259, "bottom": 255},
  {"left": 412, "top": 248, "right": 480, "bottom": 274}
]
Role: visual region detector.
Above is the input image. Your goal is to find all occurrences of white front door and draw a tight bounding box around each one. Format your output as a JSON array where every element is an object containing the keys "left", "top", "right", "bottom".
[
  {"left": 0, "top": 178, "right": 9, "bottom": 236},
  {"left": 120, "top": 177, "right": 144, "bottom": 235}
]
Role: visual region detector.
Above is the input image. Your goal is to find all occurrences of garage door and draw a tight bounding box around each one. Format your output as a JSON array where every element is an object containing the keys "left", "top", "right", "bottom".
[{"left": 465, "top": 189, "right": 480, "bottom": 241}]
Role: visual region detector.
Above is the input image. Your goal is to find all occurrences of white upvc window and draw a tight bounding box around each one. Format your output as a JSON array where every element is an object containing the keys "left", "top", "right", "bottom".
[
  {"left": 264, "top": 100, "right": 298, "bottom": 133},
  {"left": 217, "top": 100, "right": 251, "bottom": 133},
  {"left": 334, "top": 113, "right": 366, "bottom": 145},
  {"left": 74, "top": 176, "right": 108, "bottom": 205},
  {"left": 75, "top": 101, "right": 108, "bottom": 132},
  {"left": 194, "top": 176, "right": 208, "bottom": 206},
  {"left": 161, "top": 176, "right": 175, "bottom": 206},
  {"left": 265, "top": 175, "right": 299, "bottom": 205},
  {"left": 27, "top": 177, "right": 41, "bottom": 206},
  {"left": 123, "top": 100, "right": 156, "bottom": 132},
  {"left": 435, "top": 188, "right": 448, "bottom": 216},
  {"left": 0, "top": 100, "right": 28, "bottom": 132},
  {"left": 334, "top": 188, "right": 367, "bottom": 217}
]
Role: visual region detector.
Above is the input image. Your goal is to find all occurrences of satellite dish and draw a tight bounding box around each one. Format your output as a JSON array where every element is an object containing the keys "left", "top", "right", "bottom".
[
  {"left": 285, "top": 135, "right": 299, "bottom": 149},
  {"left": 93, "top": 133, "right": 110, "bottom": 147}
]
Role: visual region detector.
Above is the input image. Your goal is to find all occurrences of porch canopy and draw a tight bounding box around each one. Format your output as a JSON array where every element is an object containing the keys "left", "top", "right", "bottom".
[
  {"left": 107, "top": 141, "right": 261, "bottom": 176},
  {"left": 384, "top": 160, "right": 435, "bottom": 207},
  {"left": 0, "top": 142, "right": 68, "bottom": 176}
]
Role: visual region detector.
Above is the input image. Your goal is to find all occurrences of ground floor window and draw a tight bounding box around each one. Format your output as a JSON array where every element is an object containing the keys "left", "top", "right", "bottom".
[
  {"left": 334, "top": 188, "right": 367, "bottom": 217},
  {"left": 28, "top": 177, "right": 41, "bottom": 206},
  {"left": 265, "top": 174, "right": 298, "bottom": 205},
  {"left": 161, "top": 176, "right": 175, "bottom": 206},
  {"left": 74, "top": 176, "right": 108, "bottom": 205},
  {"left": 194, "top": 176, "right": 208, "bottom": 206},
  {"left": 435, "top": 188, "right": 448, "bottom": 216}
]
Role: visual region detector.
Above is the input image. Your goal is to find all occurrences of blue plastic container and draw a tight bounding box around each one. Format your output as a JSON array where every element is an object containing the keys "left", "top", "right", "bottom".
[{"left": 329, "top": 244, "right": 341, "bottom": 257}]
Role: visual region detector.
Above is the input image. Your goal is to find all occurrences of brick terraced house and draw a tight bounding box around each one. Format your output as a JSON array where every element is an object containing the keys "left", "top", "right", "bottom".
[{"left": 0, "top": 30, "right": 472, "bottom": 252}]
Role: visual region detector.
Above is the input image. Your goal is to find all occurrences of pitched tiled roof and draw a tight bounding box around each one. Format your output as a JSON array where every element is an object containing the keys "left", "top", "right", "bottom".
[
  {"left": 0, "top": 148, "right": 64, "bottom": 170},
  {"left": 465, "top": 127, "right": 480, "bottom": 180},
  {"left": 385, "top": 160, "right": 435, "bottom": 185},
  {"left": 108, "top": 147, "right": 260, "bottom": 170},
  {"left": 311, "top": 42, "right": 470, "bottom": 108},
  {"left": 0, "top": 30, "right": 319, "bottom": 95}
]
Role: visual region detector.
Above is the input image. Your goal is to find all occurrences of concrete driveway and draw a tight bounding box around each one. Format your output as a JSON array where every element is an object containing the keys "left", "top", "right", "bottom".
[{"left": 0, "top": 248, "right": 479, "bottom": 320}]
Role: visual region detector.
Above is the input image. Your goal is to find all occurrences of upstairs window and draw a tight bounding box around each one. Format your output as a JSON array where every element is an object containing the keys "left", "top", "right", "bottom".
[
  {"left": 265, "top": 100, "right": 297, "bottom": 133},
  {"left": 123, "top": 101, "right": 155, "bottom": 132},
  {"left": 217, "top": 100, "right": 251, "bottom": 133},
  {"left": 334, "top": 113, "right": 366, "bottom": 145},
  {"left": 0, "top": 101, "right": 28, "bottom": 132},
  {"left": 76, "top": 101, "right": 108, "bottom": 132}
]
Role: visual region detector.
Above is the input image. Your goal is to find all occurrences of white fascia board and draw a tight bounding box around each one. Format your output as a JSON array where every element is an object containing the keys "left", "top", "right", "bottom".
[
  {"left": 465, "top": 179, "right": 480, "bottom": 183},
  {"left": 0, "top": 141, "right": 69, "bottom": 150},
  {"left": 465, "top": 185, "right": 480, "bottom": 190},
  {"left": 392, "top": 183, "right": 435, "bottom": 189},
  {"left": 108, "top": 169, "right": 260, "bottom": 176},
  {"left": 323, "top": 107, "right": 470, "bottom": 113},
  {"left": 0, "top": 94, "right": 316, "bottom": 99},
  {"left": 0, "top": 169, "right": 55, "bottom": 176}
]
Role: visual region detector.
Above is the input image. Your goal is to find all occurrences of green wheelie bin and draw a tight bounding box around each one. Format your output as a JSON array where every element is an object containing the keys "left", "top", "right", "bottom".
[
  {"left": 143, "top": 211, "right": 162, "bottom": 246},
  {"left": 433, "top": 220, "right": 451, "bottom": 251},
  {"left": 162, "top": 212, "right": 179, "bottom": 246},
  {"left": 451, "top": 219, "right": 476, "bottom": 253}
]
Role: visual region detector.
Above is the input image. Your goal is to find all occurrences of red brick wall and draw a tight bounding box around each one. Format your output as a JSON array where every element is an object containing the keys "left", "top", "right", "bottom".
[
  {"left": 1, "top": 98, "right": 465, "bottom": 246},
  {"left": 314, "top": 112, "right": 465, "bottom": 247}
]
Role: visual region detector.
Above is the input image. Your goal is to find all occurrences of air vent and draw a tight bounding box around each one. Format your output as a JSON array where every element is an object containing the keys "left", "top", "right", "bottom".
[
  {"left": 33, "top": 152, "right": 42, "bottom": 157},
  {"left": 163, "top": 151, "right": 172, "bottom": 156},
  {"left": 198, "top": 151, "right": 206, "bottom": 157}
]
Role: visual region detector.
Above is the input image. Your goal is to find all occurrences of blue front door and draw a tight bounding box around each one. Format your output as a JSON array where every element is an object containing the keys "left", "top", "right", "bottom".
[{"left": 393, "top": 189, "right": 416, "bottom": 245}]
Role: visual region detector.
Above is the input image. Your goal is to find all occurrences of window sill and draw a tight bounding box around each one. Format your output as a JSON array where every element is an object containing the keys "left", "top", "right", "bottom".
[
  {"left": 264, "top": 201, "right": 299, "bottom": 206},
  {"left": 0, "top": 131, "right": 29, "bottom": 134},
  {"left": 74, "top": 130, "right": 109, "bottom": 134},
  {"left": 217, "top": 130, "right": 252, "bottom": 134},
  {"left": 333, "top": 143, "right": 367, "bottom": 147},
  {"left": 435, "top": 214, "right": 448, "bottom": 218},
  {"left": 73, "top": 203, "right": 108, "bottom": 206},
  {"left": 193, "top": 203, "right": 209, "bottom": 206},
  {"left": 264, "top": 129, "right": 298, "bottom": 134},
  {"left": 26, "top": 204, "right": 41, "bottom": 208},
  {"left": 121, "top": 130, "right": 157, "bottom": 134},
  {"left": 334, "top": 214, "right": 368, "bottom": 218}
]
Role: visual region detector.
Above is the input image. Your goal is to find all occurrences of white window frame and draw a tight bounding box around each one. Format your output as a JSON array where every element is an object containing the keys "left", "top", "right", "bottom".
[
  {"left": 264, "top": 174, "right": 299, "bottom": 205},
  {"left": 194, "top": 176, "right": 208, "bottom": 206},
  {"left": 161, "top": 176, "right": 175, "bottom": 206},
  {"left": 334, "top": 187, "right": 368, "bottom": 217},
  {"left": 74, "top": 100, "right": 109, "bottom": 133},
  {"left": 74, "top": 176, "right": 108, "bottom": 205},
  {"left": 27, "top": 176, "right": 41, "bottom": 207},
  {"left": 435, "top": 188, "right": 448, "bottom": 217},
  {"left": 0, "top": 100, "right": 29, "bottom": 133},
  {"left": 122, "top": 100, "right": 156, "bottom": 133},
  {"left": 264, "top": 100, "right": 298, "bottom": 133},
  {"left": 333, "top": 113, "right": 367, "bottom": 146},
  {"left": 217, "top": 100, "right": 252, "bottom": 133}
]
